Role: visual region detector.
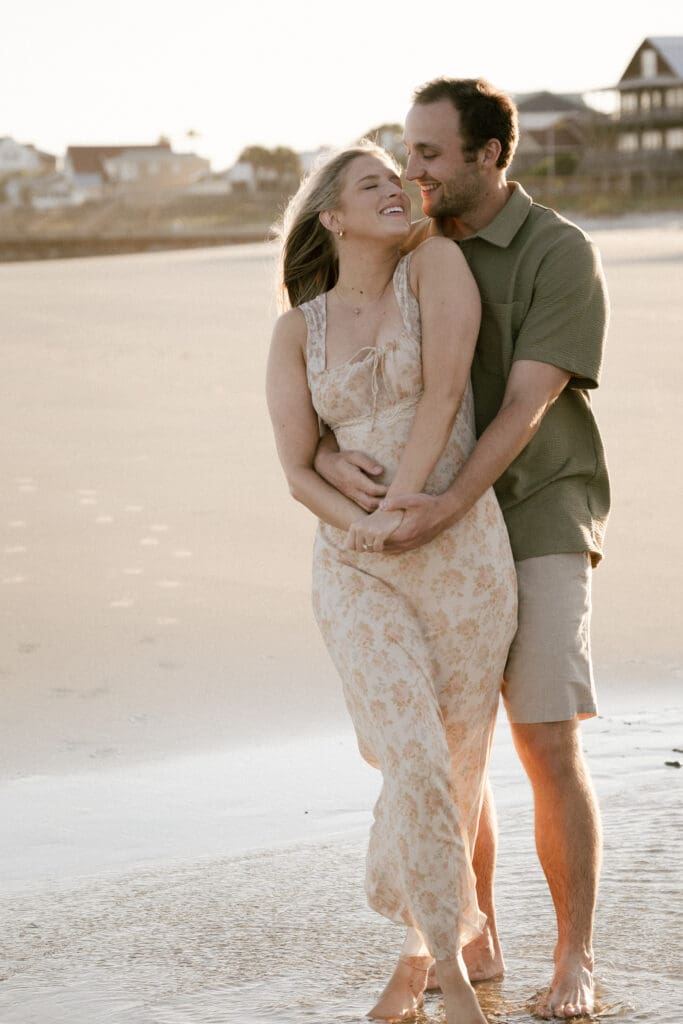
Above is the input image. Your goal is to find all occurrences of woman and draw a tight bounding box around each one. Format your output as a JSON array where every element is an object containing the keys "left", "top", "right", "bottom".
[{"left": 266, "top": 141, "right": 517, "bottom": 1024}]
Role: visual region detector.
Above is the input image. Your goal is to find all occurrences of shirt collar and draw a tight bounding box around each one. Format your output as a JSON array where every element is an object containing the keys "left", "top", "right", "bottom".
[{"left": 462, "top": 181, "right": 532, "bottom": 248}]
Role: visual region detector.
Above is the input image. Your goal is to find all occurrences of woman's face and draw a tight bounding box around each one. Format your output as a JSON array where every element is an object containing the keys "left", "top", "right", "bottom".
[{"left": 332, "top": 154, "right": 411, "bottom": 242}]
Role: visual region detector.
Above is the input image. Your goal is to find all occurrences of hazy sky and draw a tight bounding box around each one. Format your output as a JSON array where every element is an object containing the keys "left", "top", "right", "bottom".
[{"left": 3, "top": 1, "right": 681, "bottom": 170}]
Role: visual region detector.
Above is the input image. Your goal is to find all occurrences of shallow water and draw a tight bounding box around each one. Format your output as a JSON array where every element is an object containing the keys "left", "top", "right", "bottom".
[{"left": 1, "top": 707, "right": 681, "bottom": 1023}]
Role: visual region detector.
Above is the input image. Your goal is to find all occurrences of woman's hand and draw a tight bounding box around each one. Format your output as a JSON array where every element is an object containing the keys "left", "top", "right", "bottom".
[{"left": 345, "top": 508, "right": 404, "bottom": 553}]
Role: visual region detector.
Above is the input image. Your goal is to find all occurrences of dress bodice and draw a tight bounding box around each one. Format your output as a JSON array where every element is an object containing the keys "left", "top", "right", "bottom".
[
  {"left": 300, "top": 254, "right": 424, "bottom": 430},
  {"left": 299, "top": 253, "right": 477, "bottom": 494}
]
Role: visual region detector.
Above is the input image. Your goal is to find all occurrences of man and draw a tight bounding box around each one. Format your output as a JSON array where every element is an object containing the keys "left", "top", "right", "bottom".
[{"left": 315, "top": 78, "right": 609, "bottom": 1020}]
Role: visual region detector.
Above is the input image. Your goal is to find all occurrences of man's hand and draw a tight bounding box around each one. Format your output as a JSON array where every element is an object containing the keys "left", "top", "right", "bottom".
[
  {"left": 314, "top": 446, "right": 387, "bottom": 512},
  {"left": 380, "top": 493, "right": 453, "bottom": 552},
  {"left": 345, "top": 509, "right": 404, "bottom": 552}
]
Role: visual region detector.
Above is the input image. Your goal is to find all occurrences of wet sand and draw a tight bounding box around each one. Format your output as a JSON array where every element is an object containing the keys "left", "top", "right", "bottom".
[{"left": 1, "top": 220, "right": 682, "bottom": 1021}]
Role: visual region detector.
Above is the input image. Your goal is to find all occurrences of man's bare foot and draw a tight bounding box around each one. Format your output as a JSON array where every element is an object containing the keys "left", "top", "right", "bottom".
[
  {"left": 426, "top": 926, "right": 505, "bottom": 990},
  {"left": 367, "top": 956, "right": 430, "bottom": 1022},
  {"left": 436, "top": 956, "right": 487, "bottom": 1024},
  {"left": 533, "top": 957, "right": 594, "bottom": 1019}
]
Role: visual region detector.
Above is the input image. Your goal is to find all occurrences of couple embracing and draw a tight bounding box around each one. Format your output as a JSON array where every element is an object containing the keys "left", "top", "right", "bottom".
[{"left": 267, "top": 77, "right": 609, "bottom": 1023}]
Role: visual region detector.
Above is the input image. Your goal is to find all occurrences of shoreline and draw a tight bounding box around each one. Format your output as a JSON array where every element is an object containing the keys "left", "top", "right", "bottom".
[{"left": 1, "top": 206, "right": 681, "bottom": 263}]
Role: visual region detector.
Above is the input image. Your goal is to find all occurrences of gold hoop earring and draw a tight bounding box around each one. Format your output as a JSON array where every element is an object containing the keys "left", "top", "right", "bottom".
[{"left": 337, "top": 229, "right": 344, "bottom": 239}]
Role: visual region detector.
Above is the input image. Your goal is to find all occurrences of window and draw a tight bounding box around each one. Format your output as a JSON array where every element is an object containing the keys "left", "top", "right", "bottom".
[
  {"left": 642, "top": 130, "right": 663, "bottom": 150},
  {"left": 640, "top": 91, "right": 651, "bottom": 112},
  {"left": 621, "top": 92, "right": 638, "bottom": 113},
  {"left": 665, "top": 128, "right": 683, "bottom": 150},
  {"left": 618, "top": 132, "right": 639, "bottom": 152},
  {"left": 652, "top": 91, "right": 662, "bottom": 108},
  {"left": 641, "top": 48, "right": 658, "bottom": 78}
]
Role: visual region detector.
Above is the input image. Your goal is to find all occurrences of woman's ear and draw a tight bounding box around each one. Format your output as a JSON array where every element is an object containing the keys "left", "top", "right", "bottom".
[{"left": 319, "top": 209, "right": 339, "bottom": 234}]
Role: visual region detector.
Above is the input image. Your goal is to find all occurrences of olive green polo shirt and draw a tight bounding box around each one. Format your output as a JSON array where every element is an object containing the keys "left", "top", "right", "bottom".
[{"left": 443, "top": 183, "right": 610, "bottom": 564}]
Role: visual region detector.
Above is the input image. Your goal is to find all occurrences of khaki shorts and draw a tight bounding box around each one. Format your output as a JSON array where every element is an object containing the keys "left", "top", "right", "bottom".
[{"left": 502, "top": 553, "right": 597, "bottom": 724}]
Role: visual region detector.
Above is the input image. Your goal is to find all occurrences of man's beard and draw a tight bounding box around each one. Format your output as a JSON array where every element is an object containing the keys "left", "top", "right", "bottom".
[{"left": 426, "top": 172, "right": 481, "bottom": 219}]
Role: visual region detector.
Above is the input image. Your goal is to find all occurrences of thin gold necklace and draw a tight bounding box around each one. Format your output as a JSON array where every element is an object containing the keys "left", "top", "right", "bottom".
[{"left": 332, "top": 279, "right": 391, "bottom": 317}]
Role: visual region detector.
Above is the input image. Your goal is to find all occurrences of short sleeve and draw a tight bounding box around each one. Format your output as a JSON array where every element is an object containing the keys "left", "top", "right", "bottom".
[{"left": 513, "top": 232, "right": 609, "bottom": 389}]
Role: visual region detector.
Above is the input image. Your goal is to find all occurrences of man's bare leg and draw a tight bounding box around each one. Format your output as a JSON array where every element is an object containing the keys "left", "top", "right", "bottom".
[
  {"left": 511, "top": 719, "right": 601, "bottom": 1020},
  {"left": 427, "top": 780, "right": 505, "bottom": 990}
]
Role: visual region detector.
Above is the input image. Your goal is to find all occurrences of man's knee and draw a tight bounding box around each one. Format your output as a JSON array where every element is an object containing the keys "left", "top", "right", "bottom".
[{"left": 511, "top": 718, "right": 583, "bottom": 782}]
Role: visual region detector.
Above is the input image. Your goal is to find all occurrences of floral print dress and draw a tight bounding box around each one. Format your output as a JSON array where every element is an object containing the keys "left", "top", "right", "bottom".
[{"left": 299, "top": 253, "right": 517, "bottom": 960}]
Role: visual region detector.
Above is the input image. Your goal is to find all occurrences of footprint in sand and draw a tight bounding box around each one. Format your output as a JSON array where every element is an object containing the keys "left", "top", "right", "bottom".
[
  {"left": 150, "top": 524, "right": 169, "bottom": 533},
  {"left": 156, "top": 579, "right": 181, "bottom": 588},
  {"left": 140, "top": 537, "right": 159, "bottom": 547},
  {"left": 158, "top": 659, "right": 183, "bottom": 671},
  {"left": 95, "top": 515, "right": 114, "bottom": 524},
  {"left": 123, "top": 567, "right": 143, "bottom": 575},
  {"left": 18, "top": 642, "right": 39, "bottom": 654},
  {"left": 4, "top": 545, "right": 26, "bottom": 554},
  {"left": 89, "top": 747, "right": 119, "bottom": 760},
  {"left": 173, "top": 549, "right": 192, "bottom": 558},
  {"left": 109, "top": 597, "right": 134, "bottom": 608},
  {"left": 2, "top": 575, "right": 25, "bottom": 584},
  {"left": 18, "top": 481, "right": 36, "bottom": 493},
  {"left": 8, "top": 520, "right": 26, "bottom": 529},
  {"left": 77, "top": 488, "right": 98, "bottom": 506},
  {"left": 156, "top": 616, "right": 178, "bottom": 626},
  {"left": 124, "top": 504, "right": 144, "bottom": 513}
]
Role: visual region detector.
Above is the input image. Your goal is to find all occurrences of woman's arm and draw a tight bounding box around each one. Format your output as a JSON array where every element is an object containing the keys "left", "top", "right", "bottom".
[
  {"left": 266, "top": 308, "right": 368, "bottom": 531},
  {"left": 386, "top": 237, "right": 480, "bottom": 498},
  {"left": 346, "top": 238, "right": 480, "bottom": 551}
]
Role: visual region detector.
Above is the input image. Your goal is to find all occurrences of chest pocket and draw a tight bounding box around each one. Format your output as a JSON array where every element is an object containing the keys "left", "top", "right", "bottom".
[{"left": 474, "top": 301, "right": 524, "bottom": 378}]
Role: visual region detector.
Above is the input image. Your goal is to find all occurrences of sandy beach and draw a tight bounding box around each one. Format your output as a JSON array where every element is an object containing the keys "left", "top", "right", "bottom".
[{"left": 1, "top": 220, "right": 682, "bottom": 1022}]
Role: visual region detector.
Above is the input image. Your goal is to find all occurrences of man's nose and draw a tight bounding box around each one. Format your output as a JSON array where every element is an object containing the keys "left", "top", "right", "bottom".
[{"left": 405, "top": 152, "right": 421, "bottom": 181}]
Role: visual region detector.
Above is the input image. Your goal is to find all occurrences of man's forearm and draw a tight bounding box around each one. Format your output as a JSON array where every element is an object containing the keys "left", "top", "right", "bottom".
[{"left": 440, "top": 398, "right": 543, "bottom": 525}]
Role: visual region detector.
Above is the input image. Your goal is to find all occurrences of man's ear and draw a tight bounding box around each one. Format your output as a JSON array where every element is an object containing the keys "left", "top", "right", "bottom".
[{"left": 481, "top": 138, "right": 502, "bottom": 168}]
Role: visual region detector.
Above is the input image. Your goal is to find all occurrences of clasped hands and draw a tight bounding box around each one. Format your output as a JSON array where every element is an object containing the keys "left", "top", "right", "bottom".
[{"left": 319, "top": 448, "right": 449, "bottom": 554}]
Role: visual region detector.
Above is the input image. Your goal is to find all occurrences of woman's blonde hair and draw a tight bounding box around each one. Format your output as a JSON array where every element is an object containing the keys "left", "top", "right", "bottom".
[{"left": 277, "top": 140, "right": 401, "bottom": 309}]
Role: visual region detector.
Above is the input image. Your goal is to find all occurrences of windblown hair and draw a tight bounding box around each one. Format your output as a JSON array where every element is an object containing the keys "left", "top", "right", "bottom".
[
  {"left": 277, "top": 140, "right": 401, "bottom": 309},
  {"left": 413, "top": 78, "right": 518, "bottom": 169}
]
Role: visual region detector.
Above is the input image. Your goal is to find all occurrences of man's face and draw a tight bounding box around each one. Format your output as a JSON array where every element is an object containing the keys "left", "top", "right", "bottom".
[{"left": 404, "top": 99, "right": 484, "bottom": 219}]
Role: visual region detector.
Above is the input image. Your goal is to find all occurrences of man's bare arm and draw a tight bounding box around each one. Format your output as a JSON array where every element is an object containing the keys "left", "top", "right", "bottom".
[{"left": 381, "top": 359, "right": 571, "bottom": 551}]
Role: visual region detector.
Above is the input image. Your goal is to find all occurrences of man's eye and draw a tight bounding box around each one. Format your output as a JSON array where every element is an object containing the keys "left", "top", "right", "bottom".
[{"left": 363, "top": 185, "right": 378, "bottom": 190}]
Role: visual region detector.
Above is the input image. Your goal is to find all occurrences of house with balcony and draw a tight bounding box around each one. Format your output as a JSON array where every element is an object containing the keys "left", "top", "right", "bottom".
[{"left": 613, "top": 36, "right": 683, "bottom": 189}]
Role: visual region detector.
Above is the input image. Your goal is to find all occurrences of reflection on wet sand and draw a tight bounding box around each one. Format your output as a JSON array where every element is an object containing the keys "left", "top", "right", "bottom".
[{"left": 1, "top": 716, "right": 680, "bottom": 1023}]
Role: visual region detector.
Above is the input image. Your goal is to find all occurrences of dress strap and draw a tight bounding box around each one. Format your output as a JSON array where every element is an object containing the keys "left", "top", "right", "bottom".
[
  {"left": 392, "top": 253, "right": 421, "bottom": 337},
  {"left": 299, "top": 294, "right": 326, "bottom": 378}
]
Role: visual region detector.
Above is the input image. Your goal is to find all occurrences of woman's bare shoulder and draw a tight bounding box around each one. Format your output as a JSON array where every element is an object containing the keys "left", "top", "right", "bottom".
[
  {"left": 271, "top": 306, "right": 307, "bottom": 348},
  {"left": 408, "top": 236, "right": 469, "bottom": 295}
]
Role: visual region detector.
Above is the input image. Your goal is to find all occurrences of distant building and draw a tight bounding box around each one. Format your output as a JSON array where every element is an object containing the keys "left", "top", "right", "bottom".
[
  {"left": 511, "top": 92, "right": 605, "bottom": 175},
  {"left": 615, "top": 37, "right": 683, "bottom": 152},
  {"left": 64, "top": 142, "right": 209, "bottom": 196},
  {"left": 5, "top": 172, "right": 86, "bottom": 209},
  {"left": 611, "top": 36, "right": 683, "bottom": 189},
  {"left": 0, "top": 137, "right": 56, "bottom": 178},
  {"left": 102, "top": 149, "right": 210, "bottom": 191}
]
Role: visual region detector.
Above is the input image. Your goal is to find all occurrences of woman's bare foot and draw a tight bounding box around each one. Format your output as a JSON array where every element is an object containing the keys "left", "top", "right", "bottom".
[
  {"left": 426, "top": 925, "right": 505, "bottom": 990},
  {"left": 435, "top": 956, "right": 488, "bottom": 1024},
  {"left": 366, "top": 956, "right": 431, "bottom": 1022},
  {"left": 533, "top": 955, "right": 594, "bottom": 1019}
]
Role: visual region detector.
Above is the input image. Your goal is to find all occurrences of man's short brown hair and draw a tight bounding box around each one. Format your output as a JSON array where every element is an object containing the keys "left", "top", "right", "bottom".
[{"left": 413, "top": 78, "right": 519, "bottom": 169}]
